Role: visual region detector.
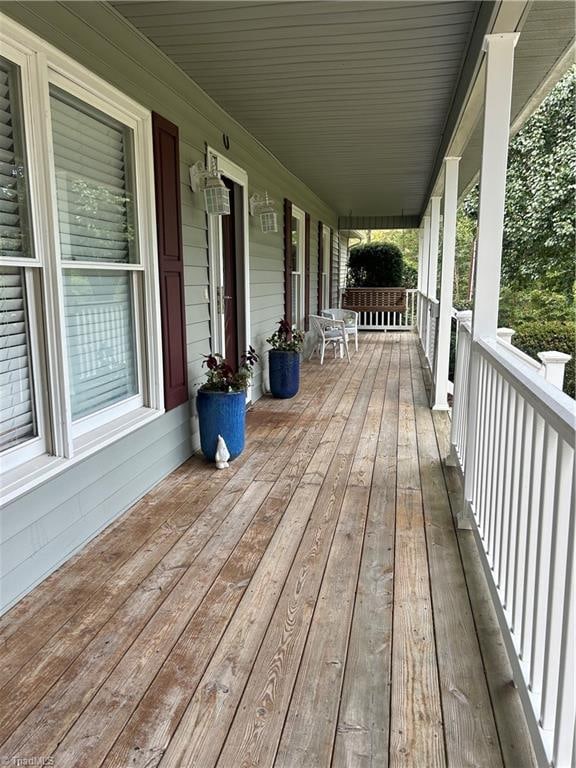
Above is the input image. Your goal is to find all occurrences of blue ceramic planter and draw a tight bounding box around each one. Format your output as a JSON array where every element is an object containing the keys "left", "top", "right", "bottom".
[
  {"left": 196, "top": 388, "right": 246, "bottom": 462},
  {"left": 269, "top": 350, "right": 300, "bottom": 399}
]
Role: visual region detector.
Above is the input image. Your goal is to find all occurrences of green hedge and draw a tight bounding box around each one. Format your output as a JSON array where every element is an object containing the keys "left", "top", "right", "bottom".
[
  {"left": 513, "top": 321, "right": 575, "bottom": 399},
  {"left": 347, "top": 242, "right": 404, "bottom": 287}
]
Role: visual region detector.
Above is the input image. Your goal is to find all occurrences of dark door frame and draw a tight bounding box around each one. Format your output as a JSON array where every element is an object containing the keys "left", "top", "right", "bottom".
[{"left": 206, "top": 149, "right": 250, "bottom": 381}]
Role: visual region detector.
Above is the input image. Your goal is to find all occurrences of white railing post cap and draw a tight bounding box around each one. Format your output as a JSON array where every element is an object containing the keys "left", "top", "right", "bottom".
[
  {"left": 537, "top": 351, "right": 572, "bottom": 365},
  {"left": 497, "top": 327, "right": 516, "bottom": 344},
  {"left": 537, "top": 350, "right": 571, "bottom": 390},
  {"left": 456, "top": 310, "right": 473, "bottom": 321}
]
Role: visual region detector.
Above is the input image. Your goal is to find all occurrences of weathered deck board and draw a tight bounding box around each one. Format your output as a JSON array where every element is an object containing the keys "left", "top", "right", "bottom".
[
  {"left": 410, "top": 342, "right": 503, "bottom": 768},
  {"left": 390, "top": 335, "right": 446, "bottom": 768},
  {"left": 0, "top": 333, "right": 535, "bottom": 768},
  {"left": 332, "top": 337, "right": 399, "bottom": 768}
]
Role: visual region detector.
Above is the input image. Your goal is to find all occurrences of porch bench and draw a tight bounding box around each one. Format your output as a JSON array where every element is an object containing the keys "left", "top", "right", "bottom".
[{"left": 341, "top": 287, "right": 407, "bottom": 314}]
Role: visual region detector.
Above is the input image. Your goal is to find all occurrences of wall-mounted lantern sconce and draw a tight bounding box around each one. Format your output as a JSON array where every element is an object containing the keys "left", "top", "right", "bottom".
[
  {"left": 189, "top": 157, "right": 230, "bottom": 216},
  {"left": 249, "top": 192, "right": 278, "bottom": 233}
]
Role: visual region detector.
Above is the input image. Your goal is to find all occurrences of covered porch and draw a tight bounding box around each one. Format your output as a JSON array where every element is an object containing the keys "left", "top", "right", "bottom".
[
  {"left": 0, "top": 2, "right": 574, "bottom": 766},
  {"left": 0, "top": 332, "right": 535, "bottom": 767}
]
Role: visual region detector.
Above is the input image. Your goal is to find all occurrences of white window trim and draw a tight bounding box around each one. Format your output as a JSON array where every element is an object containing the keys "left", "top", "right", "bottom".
[
  {"left": 291, "top": 205, "right": 306, "bottom": 329},
  {"left": 0, "top": 14, "right": 164, "bottom": 502}
]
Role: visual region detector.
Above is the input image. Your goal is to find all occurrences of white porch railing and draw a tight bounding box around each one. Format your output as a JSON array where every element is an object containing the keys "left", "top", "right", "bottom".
[
  {"left": 417, "top": 291, "right": 439, "bottom": 369},
  {"left": 449, "top": 323, "right": 576, "bottom": 767},
  {"left": 356, "top": 288, "right": 417, "bottom": 330},
  {"left": 450, "top": 311, "right": 473, "bottom": 470}
]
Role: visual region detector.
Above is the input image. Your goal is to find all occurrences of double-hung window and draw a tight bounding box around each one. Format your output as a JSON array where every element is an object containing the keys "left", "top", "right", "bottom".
[{"left": 0, "top": 19, "right": 162, "bottom": 497}]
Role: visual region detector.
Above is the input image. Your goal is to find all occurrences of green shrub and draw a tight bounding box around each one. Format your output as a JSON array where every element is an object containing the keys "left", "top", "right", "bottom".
[
  {"left": 499, "top": 287, "right": 573, "bottom": 327},
  {"left": 402, "top": 261, "right": 418, "bottom": 289},
  {"left": 513, "top": 320, "right": 575, "bottom": 399},
  {"left": 347, "top": 242, "right": 404, "bottom": 287}
]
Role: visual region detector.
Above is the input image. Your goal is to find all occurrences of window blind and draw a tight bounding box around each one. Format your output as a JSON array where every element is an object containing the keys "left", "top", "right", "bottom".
[
  {"left": 51, "top": 88, "right": 140, "bottom": 422},
  {"left": 0, "top": 57, "right": 32, "bottom": 260},
  {"left": 63, "top": 270, "right": 137, "bottom": 420},
  {"left": 0, "top": 267, "right": 36, "bottom": 450},
  {"left": 50, "top": 87, "right": 137, "bottom": 264}
]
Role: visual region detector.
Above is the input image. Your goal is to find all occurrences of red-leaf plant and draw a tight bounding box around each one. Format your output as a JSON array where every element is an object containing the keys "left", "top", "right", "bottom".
[
  {"left": 200, "top": 346, "right": 259, "bottom": 392},
  {"left": 266, "top": 319, "right": 305, "bottom": 352}
]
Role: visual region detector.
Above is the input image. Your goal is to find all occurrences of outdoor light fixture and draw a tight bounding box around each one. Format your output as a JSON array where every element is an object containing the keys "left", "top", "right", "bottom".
[
  {"left": 189, "top": 157, "right": 230, "bottom": 216},
  {"left": 249, "top": 192, "right": 278, "bottom": 233}
]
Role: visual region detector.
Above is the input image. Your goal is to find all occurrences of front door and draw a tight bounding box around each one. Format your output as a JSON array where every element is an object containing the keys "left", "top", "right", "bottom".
[{"left": 221, "top": 176, "right": 242, "bottom": 369}]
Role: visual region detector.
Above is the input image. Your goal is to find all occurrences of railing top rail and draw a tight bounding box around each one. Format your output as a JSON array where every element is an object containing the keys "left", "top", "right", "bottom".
[
  {"left": 496, "top": 337, "right": 541, "bottom": 371},
  {"left": 475, "top": 337, "right": 576, "bottom": 446}
]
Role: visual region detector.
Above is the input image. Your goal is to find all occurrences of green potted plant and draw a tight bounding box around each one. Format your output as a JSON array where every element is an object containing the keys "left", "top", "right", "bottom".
[
  {"left": 196, "top": 347, "right": 259, "bottom": 462},
  {"left": 266, "top": 319, "right": 305, "bottom": 399}
]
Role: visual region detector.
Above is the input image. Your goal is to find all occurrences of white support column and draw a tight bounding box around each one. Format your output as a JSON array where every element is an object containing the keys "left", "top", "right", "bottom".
[
  {"left": 417, "top": 224, "right": 424, "bottom": 328},
  {"left": 461, "top": 32, "right": 519, "bottom": 527},
  {"left": 427, "top": 195, "right": 442, "bottom": 300},
  {"left": 419, "top": 212, "right": 431, "bottom": 347},
  {"left": 433, "top": 157, "right": 460, "bottom": 410},
  {"left": 472, "top": 33, "right": 520, "bottom": 340},
  {"left": 425, "top": 195, "right": 441, "bottom": 360},
  {"left": 421, "top": 212, "right": 431, "bottom": 295}
]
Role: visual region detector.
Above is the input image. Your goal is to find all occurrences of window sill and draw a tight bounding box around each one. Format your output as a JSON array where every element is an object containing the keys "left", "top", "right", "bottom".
[{"left": 0, "top": 406, "right": 164, "bottom": 506}]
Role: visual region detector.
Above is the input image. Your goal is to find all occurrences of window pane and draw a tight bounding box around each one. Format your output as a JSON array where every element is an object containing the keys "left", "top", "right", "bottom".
[
  {"left": 0, "top": 57, "right": 34, "bottom": 259},
  {"left": 291, "top": 216, "right": 299, "bottom": 272},
  {"left": 63, "top": 270, "right": 138, "bottom": 419},
  {"left": 291, "top": 272, "right": 301, "bottom": 330},
  {"left": 50, "top": 86, "right": 138, "bottom": 264},
  {"left": 0, "top": 267, "right": 36, "bottom": 450}
]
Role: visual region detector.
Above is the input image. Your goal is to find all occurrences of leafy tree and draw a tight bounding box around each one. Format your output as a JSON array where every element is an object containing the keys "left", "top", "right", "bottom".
[
  {"left": 462, "top": 66, "right": 575, "bottom": 297},
  {"left": 498, "top": 286, "right": 573, "bottom": 327}
]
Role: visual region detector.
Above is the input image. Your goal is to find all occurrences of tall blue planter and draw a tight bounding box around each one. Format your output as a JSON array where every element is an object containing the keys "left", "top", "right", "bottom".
[
  {"left": 269, "top": 350, "right": 300, "bottom": 399},
  {"left": 196, "top": 389, "right": 246, "bottom": 462}
]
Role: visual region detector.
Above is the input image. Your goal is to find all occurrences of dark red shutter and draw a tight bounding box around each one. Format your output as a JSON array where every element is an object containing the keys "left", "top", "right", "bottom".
[
  {"left": 329, "top": 229, "right": 335, "bottom": 308},
  {"left": 152, "top": 112, "right": 188, "bottom": 411},
  {"left": 304, "top": 212, "right": 311, "bottom": 330},
  {"left": 284, "top": 198, "right": 293, "bottom": 325},
  {"left": 317, "top": 221, "right": 324, "bottom": 313}
]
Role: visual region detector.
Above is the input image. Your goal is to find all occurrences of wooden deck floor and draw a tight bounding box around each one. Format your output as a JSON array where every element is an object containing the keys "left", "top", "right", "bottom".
[{"left": 0, "top": 333, "right": 535, "bottom": 768}]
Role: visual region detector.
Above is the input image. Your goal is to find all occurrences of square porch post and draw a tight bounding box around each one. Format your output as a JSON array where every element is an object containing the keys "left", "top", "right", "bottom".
[
  {"left": 433, "top": 157, "right": 460, "bottom": 410},
  {"left": 419, "top": 212, "right": 431, "bottom": 348},
  {"left": 416, "top": 224, "right": 424, "bottom": 328},
  {"left": 425, "top": 195, "right": 442, "bottom": 362},
  {"left": 461, "top": 32, "right": 519, "bottom": 525}
]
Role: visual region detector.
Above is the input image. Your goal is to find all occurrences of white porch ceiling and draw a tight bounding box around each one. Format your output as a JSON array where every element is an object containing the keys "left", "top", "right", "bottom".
[{"left": 112, "top": 0, "right": 574, "bottom": 223}]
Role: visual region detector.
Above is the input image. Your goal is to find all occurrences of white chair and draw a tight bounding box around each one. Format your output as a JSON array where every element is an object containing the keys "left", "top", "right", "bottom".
[
  {"left": 321, "top": 308, "right": 359, "bottom": 352},
  {"left": 308, "top": 315, "right": 350, "bottom": 365}
]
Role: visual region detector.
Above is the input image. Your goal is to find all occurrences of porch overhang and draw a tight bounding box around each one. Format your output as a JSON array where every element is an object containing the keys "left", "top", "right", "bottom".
[{"left": 112, "top": 0, "right": 574, "bottom": 222}]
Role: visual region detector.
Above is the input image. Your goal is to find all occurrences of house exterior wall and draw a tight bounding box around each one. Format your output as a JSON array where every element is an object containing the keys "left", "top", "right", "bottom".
[{"left": 0, "top": 1, "right": 337, "bottom": 613}]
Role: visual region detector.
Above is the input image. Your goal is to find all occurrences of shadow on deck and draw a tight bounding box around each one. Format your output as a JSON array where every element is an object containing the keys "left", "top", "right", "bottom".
[{"left": 0, "top": 333, "right": 536, "bottom": 768}]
